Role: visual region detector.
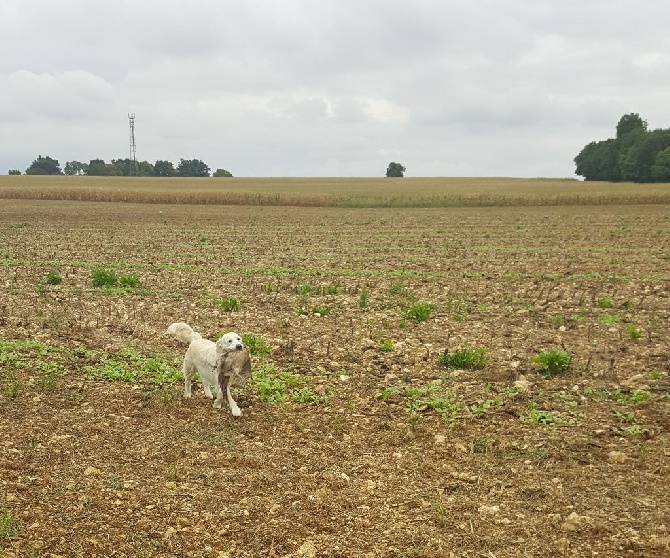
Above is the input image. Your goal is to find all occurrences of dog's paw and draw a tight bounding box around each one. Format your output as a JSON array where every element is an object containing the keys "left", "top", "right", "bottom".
[
  {"left": 213, "top": 400, "right": 222, "bottom": 409},
  {"left": 231, "top": 407, "right": 242, "bottom": 417}
]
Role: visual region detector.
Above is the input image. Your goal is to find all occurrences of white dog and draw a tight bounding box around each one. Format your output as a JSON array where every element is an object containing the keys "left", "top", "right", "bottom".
[{"left": 167, "top": 322, "right": 252, "bottom": 417}]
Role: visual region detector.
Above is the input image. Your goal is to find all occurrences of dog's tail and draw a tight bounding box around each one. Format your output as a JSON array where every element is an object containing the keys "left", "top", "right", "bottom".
[{"left": 166, "top": 322, "right": 203, "bottom": 344}]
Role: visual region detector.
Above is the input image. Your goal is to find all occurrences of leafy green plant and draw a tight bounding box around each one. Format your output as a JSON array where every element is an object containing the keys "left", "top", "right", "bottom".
[
  {"left": 242, "top": 333, "right": 271, "bottom": 357},
  {"left": 250, "top": 365, "right": 302, "bottom": 402},
  {"left": 402, "top": 302, "right": 433, "bottom": 323},
  {"left": 426, "top": 396, "right": 459, "bottom": 422},
  {"left": 45, "top": 270, "right": 63, "bottom": 285},
  {"left": 0, "top": 508, "right": 19, "bottom": 543},
  {"left": 596, "top": 295, "right": 613, "bottom": 309},
  {"left": 290, "top": 387, "right": 319, "bottom": 403},
  {"left": 0, "top": 368, "right": 20, "bottom": 399},
  {"left": 626, "top": 324, "right": 642, "bottom": 340},
  {"left": 34, "top": 361, "right": 64, "bottom": 393},
  {"left": 296, "top": 284, "right": 317, "bottom": 295},
  {"left": 530, "top": 349, "right": 570, "bottom": 376},
  {"left": 86, "top": 359, "right": 140, "bottom": 383},
  {"left": 379, "top": 339, "right": 394, "bottom": 352},
  {"left": 375, "top": 383, "right": 458, "bottom": 422},
  {"left": 303, "top": 305, "right": 331, "bottom": 316},
  {"left": 118, "top": 273, "right": 141, "bottom": 288},
  {"left": 549, "top": 314, "right": 563, "bottom": 329},
  {"left": 359, "top": 288, "right": 370, "bottom": 309},
  {"left": 598, "top": 313, "right": 621, "bottom": 325},
  {"left": 470, "top": 396, "right": 503, "bottom": 415},
  {"left": 438, "top": 346, "right": 489, "bottom": 370},
  {"left": 215, "top": 297, "right": 240, "bottom": 312},
  {"left": 521, "top": 403, "right": 565, "bottom": 426},
  {"left": 374, "top": 386, "right": 401, "bottom": 400},
  {"left": 91, "top": 267, "right": 118, "bottom": 287}
]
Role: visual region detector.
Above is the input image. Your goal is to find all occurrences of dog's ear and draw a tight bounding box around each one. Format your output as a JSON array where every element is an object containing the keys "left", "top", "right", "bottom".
[{"left": 215, "top": 337, "right": 226, "bottom": 356}]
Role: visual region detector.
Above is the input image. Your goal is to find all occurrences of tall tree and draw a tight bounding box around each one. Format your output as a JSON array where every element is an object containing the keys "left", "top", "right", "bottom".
[
  {"left": 25, "top": 155, "right": 63, "bottom": 175},
  {"left": 616, "top": 113, "right": 647, "bottom": 139},
  {"left": 651, "top": 147, "right": 670, "bottom": 182},
  {"left": 86, "top": 159, "right": 112, "bottom": 176},
  {"left": 176, "top": 158, "right": 210, "bottom": 177},
  {"left": 154, "top": 160, "right": 175, "bottom": 177},
  {"left": 213, "top": 168, "right": 233, "bottom": 177},
  {"left": 64, "top": 161, "right": 87, "bottom": 176},
  {"left": 386, "top": 162, "right": 406, "bottom": 177},
  {"left": 575, "top": 113, "right": 670, "bottom": 182}
]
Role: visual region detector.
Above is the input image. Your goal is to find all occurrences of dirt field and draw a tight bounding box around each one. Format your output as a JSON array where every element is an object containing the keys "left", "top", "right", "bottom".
[{"left": 1, "top": 198, "right": 669, "bottom": 557}]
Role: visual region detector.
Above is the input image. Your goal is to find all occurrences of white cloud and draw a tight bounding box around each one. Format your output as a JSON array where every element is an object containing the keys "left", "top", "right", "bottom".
[{"left": 2, "top": 0, "right": 670, "bottom": 176}]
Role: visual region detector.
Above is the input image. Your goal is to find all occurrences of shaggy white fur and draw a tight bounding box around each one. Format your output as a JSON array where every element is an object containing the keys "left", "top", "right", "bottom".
[{"left": 167, "top": 322, "right": 252, "bottom": 417}]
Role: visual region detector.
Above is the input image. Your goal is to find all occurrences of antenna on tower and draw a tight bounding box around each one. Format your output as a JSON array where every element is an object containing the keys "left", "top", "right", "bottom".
[{"left": 128, "top": 113, "right": 139, "bottom": 176}]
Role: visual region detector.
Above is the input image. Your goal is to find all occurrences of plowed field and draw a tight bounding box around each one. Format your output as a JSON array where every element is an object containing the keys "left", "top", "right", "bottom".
[{"left": 1, "top": 199, "right": 669, "bottom": 557}]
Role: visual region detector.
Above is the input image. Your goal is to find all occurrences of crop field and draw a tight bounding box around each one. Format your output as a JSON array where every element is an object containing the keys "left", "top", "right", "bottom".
[{"left": 0, "top": 180, "right": 669, "bottom": 557}]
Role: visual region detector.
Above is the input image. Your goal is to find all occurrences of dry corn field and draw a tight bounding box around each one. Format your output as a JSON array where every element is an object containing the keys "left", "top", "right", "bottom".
[{"left": 0, "top": 179, "right": 669, "bottom": 557}]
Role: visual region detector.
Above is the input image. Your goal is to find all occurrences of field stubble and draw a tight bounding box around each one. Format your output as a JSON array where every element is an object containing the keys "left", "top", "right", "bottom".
[{"left": 0, "top": 196, "right": 669, "bottom": 557}]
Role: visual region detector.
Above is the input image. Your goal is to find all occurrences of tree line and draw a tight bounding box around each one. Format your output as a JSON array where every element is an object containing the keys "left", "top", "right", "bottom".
[
  {"left": 574, "top": 113, "right": 670, "bottom": 182},
  {"left": 9, "top": 156, "right": 233, "bottom": 178}
]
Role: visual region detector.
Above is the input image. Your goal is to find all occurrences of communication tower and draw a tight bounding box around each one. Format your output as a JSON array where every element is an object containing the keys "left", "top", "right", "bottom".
[{"left": 128, "top": 113, "right": 139, "bottom": 176}]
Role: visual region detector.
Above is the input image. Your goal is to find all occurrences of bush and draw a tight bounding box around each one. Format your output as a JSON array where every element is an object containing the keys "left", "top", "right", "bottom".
[
  {"left": 45, "top": 270, "right": 63, "bottom": 285},
  {"left": 531, "top": 349, "right": 571, "bottom": 376},
  {"left": 91, "top": 268, "right": 117, "bottom": 287},
  {"left": 438, "top": 346, "right": 489, "bottom": 370}
]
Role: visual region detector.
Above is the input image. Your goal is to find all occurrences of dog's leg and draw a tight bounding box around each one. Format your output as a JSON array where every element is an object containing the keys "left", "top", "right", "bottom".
[
  {"left": 213, "top": 374, "right": 227, "bottom": 409},
  {"left": 203, "top": 379, "right": 215, "bottom": 399},
  {"left": 226, "top": 380, "right": 242, "bottom": 417},
  {"left": 183, "top": 359, "right": 193, "bottom": 398}
]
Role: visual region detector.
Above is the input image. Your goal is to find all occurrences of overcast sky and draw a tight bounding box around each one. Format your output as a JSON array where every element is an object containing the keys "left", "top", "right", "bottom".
[{"left": 1, "top": 0, "right": 669, "bottom": 178}]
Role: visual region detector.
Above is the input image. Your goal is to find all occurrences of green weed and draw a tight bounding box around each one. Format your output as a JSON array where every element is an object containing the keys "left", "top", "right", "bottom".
[
  {"left": 214, "top": 297, "right": 240, "bottom": 312},
  {"left": 596, "top": 295, "right": 613, "bottom": 309},
  {"left": 530, "top": 349, "right": 570, "bottom": 376},
  {"left": 91, "top": 267, "right": 118, "bottom": 287},
  {"left": 521, "top": 403, "right": 565, "bottom": 426},
  {"left": 359, "top": 288, "right": 370, "bottom": 309},
  {"left": 379, "top": 339, "right": 394, "bottom": 352},
  {"left": 250, "top": 365, "right": 302, "bottom": 403},
  {"left": 626, "top": 324, "right": 642, "bottom": 340},
  {"left": 402, "top": 302, "right": 433, "bottom": 323},
  {"left": 45, "top": 270, "right": 63, "bottom": 285},
  {"left": 438, "top": 346, "right": 489, "bottom": 370},
  {"left": 598, "top": 313, "right": 621, "bottom": 325},
  {"left": 0, "top": 508, "right": 19, "bottom": 543},
  {"left": 242, "top": 333, "right": 271, "bottom": 357}
]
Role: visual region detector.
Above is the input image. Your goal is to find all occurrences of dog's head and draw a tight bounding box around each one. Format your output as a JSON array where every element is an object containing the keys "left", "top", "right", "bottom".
[{"left": 215, "top": 331, "right": 245, "bottom": 355}]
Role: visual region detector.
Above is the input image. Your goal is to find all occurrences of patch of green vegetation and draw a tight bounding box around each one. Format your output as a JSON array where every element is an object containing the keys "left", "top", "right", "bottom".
[
  {"left": 84, "top": 348, "right": 180, "bottom": 385},
  {"left": 530, "top": 349, "right": 570, "bottom": 376},
  {"left": 521, "top": 403, "right": 566, "bottom": 426},
  {"left": 598, "top": 313, "right": 621, "bottom": 325},
  {"left": 596, "top": 295, "right": 613, "bottom": 309},
  {"left": 359, "top": 287, "right": 370, "bottom": 309},
  {"left": 241, "top": 333, "right": 272, "bottom": 357},
  {"left": 250, "top": 365, "right": 305, "bottom": 403},
  {"left": 438, "top": 346, "right": 489, "bottom": 370},
  {"left": 0, "top": 508, "right": 19, "bottom": 543},
  {"left": 470, "top": 396, "right": 503, "bottom": 415},
  {"left": 297, "top": 305, "right": 332, "bottom": 316},
  {"left": 626, "top": 324, "right": 642, "bottom": 340},
  {"left": 375, "top": 382, "right": 459, "bottom": 423},
  {"left": 402, "top": 302, "right": 433, "bottom": 323},
  {"left": 91, "top": 267, "right": 118, "bottom": 287},
  {"left": 378, "top": 339, "right": 394, "bottom": 352},
  {"left": 584, "top": 387, "right": 651, "bottom": 404},
  {"left": 45, "top": 269, "right": 63, "bottom": 285}
]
